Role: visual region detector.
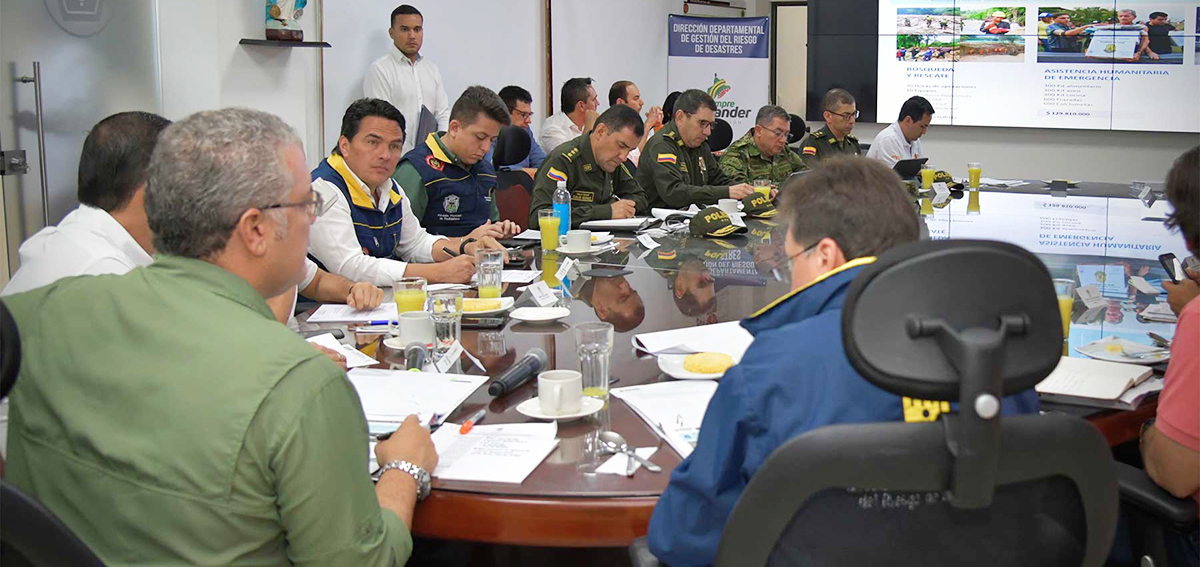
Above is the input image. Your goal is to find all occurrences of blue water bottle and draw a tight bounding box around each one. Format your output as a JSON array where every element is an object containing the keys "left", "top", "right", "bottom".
[{"left": 552, "top": 181, "right": 570, "bottom": 242}]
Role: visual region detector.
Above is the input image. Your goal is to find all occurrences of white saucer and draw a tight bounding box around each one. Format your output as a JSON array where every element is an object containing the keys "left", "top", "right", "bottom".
[
  {"left": 557, "top": 243, "right": 615, "bottom": 256},
  {"left": 382, "top": 337, "right": 406, "bottom": 350},
  {"left": 462, "top": 296, "right": 514, "bottom": 316},
  {"left": 591, "top": 232, "right": 614, "bottom": 245},
  {"left": 516, "top": 396, "right": 605, "bottom": 421},
  {"left": 1076, "top": 337, "right": 1169, "bottom": 365},
  {"left": 657, "top": 354, "right": 730, "bottom": 380},
  {"left": 510, "top": 306, "right": 571, "bottom": 324}
]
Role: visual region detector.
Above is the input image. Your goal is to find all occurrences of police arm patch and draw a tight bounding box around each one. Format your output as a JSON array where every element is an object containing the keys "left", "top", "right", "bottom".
[
  {"left": 802, "top": 146, "right": 817, "bottom": 156},
  {"left": 657, "top": 153, "right": 677, "bottom": 164},
  {"left": 546, "top": 167, "right": 567, "bottom": 182}
]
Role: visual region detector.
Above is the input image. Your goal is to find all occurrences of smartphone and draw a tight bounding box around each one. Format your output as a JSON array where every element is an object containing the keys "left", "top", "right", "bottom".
[
  {"left": 1159, "top": 253, "right": 1183, "bottom": 284},
  {"left": 462, "top": 317, "right": 507, "bottom": 329}
]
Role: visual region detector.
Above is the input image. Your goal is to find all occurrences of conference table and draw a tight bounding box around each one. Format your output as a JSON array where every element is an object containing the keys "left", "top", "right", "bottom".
[{"left": 300, "top": 179, "right": 1181, "bottom": 548}]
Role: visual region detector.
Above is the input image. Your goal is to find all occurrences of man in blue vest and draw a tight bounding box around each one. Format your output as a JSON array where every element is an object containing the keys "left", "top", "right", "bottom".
[
  {"left": 646, "top": 157, "right": 1042, "bottom": 566},
  {"left": 309, "top": 98, "right": 508, "bottom": 287},
  {"left": 393, "top": 85, "right": 520, "bottom": 239}
]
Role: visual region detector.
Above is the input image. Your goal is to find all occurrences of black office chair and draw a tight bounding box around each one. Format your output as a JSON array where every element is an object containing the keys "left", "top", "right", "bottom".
[
  {"left": 662, "top": 91, "right": 681, "bottom": 124},
  {"left": 492, "top": 125, "right": 532, "bottom": 171},
  {"left": 0, "top": 303, "right": 106, "bottom": 566},
  {"left": 630, "top": 240, "right": 1120, "bottom": 566},
  {"left": 623, "top": 157, "right": 637, "bottom": 177},
  {"left": 787, "top": 114, "right": 807, "bottom": 145},
  {"left": 1116, "top": 461, "right": 1198, "bottom": 566},
  {"left": 709, "top": 118, "right": 734, "bottom": 153}
]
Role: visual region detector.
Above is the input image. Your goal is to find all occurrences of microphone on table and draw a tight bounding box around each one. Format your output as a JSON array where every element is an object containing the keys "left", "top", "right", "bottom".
[
  {"left": 405, "top": 342, "right": 429, "bottom": 371},
  {"left": 488, "top": 348, "right": 549, "bottom": 397}
]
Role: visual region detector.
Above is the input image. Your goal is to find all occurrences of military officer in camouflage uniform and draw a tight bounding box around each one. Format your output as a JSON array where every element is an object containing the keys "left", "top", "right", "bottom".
[
  {"left": 718, "top": 105, "right": 806, "bottom": 186},
  {"left": 636, "top": 89, "right": 754, "bottom": 210},
  {"left": 528, "top": 105, "right": 649, "bottom": 228},
  {"left": 797, "top": 88, "right": 862, "bottom": 168}
]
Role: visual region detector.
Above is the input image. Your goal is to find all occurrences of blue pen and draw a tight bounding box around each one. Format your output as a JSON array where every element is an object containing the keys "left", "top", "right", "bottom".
[{"left": 365, "top": 320, "right": 393, "bottom": 326}]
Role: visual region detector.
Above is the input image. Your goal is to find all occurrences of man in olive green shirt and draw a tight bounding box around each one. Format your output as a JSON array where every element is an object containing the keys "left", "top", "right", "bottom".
[
  {"left": 717, "top": 105, "right": 807, "bottom": 185},
  {"left": 798, "top": 88, "right": 862, "bottom": 168},
  {"left": 1, "top": 108, "right": 436, "bottom": 566},
  {"left": 636, "top": 89, "right": 754, "bottom": 210},
  {"left": 528, "top": 105, "right": 649, "bottom": 228}
]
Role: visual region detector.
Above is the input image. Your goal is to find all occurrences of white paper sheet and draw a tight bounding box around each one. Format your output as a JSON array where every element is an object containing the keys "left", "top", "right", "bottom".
[
  {"left": 1035, "top": 356, "right": 1151, "bottom": 400},
  {"left": 513, "top": 228, "right": 542, "bottom": 240},
  {"left": 347, "top": 368, "right": 488, "bottom": 434},
  {"left": 428, "top": 422, "right": 559, "bottom": 483},
  {"left": 595, "top": 447, "right": 659, "bottom": 476},
  {"left": 580, "top": 217, "right": 652, "bottom": 230},
  {"left": 305, "top": 333, "right": 378, "bottom": 368},
  {"left": 633, "top": 321, "right": 753, "bottom": 360},
  {"left": 611, "top": 381, "right": 718, "bottom": 459},
  {"left": 308, "top": 303, "right": 397, "bottom": 323}
]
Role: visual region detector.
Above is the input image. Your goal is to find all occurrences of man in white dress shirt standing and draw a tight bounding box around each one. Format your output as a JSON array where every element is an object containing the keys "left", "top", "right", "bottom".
[
  {"left": 539, "top": 77, "right": 599, "bottom": 154},
  {"left": 866, "top": 96, "right": 934, "bottom": 168},
  {"left": 363, "top": 4, "right": 451, "bottom": 155}
]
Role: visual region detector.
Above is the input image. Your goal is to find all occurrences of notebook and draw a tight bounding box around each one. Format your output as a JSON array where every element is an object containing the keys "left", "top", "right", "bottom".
[{"left": 1035, "top": 356, "right": 1155, "bottom": 410}]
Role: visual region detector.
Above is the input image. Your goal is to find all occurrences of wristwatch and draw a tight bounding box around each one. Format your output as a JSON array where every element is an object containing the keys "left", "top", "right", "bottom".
[
  {"left": 458, "top": 237, "right": 477, "bottom": 256},
  {"left": 377, "top": 460, "right": 431, "bottom": 501}
]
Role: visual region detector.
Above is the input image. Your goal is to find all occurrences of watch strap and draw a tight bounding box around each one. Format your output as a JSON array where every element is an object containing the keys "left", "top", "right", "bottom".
[
  {"left": 459, "top": 237, "right": 477, "bottom": 255},
  {"left": 377, "top": 460, "right": 431, "bottom": 501}
]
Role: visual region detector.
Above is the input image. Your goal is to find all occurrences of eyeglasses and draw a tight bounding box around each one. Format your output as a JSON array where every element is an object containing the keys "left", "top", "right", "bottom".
[
  {"left": 684, "top": 112, "right": 714, "bottom": 132},
  {"left": 784, "top": 238, "right": 823, "bottom": 271},
  {"left": 263, "top": 190, "right": 330, "bottom": 218},
  {"left": 513, "top": 108, "right": 534, "bottom": 120},
  {"left": 760, "top": 125, "right": 790, "bottom": 139},
  {"left": 827, "top": 110, "right": 860, "bottom": 120}
]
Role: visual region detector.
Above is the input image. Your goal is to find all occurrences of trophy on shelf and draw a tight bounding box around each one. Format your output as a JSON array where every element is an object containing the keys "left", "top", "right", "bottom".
[{"left": 265, "top": 0, "right": 307, "bottom": 41}]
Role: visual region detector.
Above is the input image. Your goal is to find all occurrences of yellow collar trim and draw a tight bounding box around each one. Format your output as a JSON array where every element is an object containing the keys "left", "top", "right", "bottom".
[
  {"left": 749, "top": 256, "right": 877, "bottom": 319},
  {"left": 327, "top": 152, "right": 401, "bottom": 208},
  {"left": 425, "top": 132, "right": 452, "bottom": 164}
]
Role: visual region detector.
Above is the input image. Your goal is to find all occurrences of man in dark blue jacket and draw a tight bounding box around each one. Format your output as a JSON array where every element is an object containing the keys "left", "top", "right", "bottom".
[{"left": 647, "top": 156, "right": 1042, "bottom": 567}]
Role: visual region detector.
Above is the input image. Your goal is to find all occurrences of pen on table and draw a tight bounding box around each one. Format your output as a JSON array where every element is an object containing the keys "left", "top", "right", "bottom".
[
  {"left": 374, "top": 413, "right": 442, "bottom": 441},
  {"left": 365, "top": 320, "right": 393, "bottom": 326},
  {"left": 459, "top": 409, "right": 487, "bottom": 434}
]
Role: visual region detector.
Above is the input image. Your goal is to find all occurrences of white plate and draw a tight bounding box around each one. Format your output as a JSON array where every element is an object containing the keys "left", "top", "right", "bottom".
[
  {"left": 557, "top": 243, "right": 616, "bottom": 256},
  {"left": 592, "top": 232, "right": 614, "bottom": 245},
  {"left": 516, "top": 396, "right": 605, "bottom": 421},
  {"left": 510, "top": 306, "right": 571, "bottom": 324},
  {"left": 657, "top": 354, "right": 731, "bottom": 380},
  {"left": 1075, "top": 337, "right": 1169, "bottom": 365},
  {"left": 462, "top": 296, "right": 514, "bottom": 316}
]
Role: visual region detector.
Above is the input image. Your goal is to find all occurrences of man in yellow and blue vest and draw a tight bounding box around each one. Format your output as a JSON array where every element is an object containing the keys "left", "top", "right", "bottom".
[
  {"left": 646, "top": 157, "right": 1040, "bottom": 566},
  {"left": 309, "top": 98, "right": 508, "bottom": 287},
  {"left": 393, "top": 85, "right": 521, "bottom": 239}
]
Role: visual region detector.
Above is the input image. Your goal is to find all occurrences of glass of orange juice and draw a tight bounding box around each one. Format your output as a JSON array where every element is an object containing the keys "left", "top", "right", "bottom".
[
  {"left": 476, "top": 248, "right": 503, "bottom": 299},
  {"left": 919, "top": 166, "right": 936, "bottom": 190},
  {"left": 538, "top": 209, "right": 560, "bottom": 251},
  {"left": 393, "top": 277, "right": 427, "bottom": 314},
  {"left": 1052, "top": 278, "right": 1076, "bottom": 342},
  {"left": 967, "top": 161, "right": 981, "bottom": 189}
]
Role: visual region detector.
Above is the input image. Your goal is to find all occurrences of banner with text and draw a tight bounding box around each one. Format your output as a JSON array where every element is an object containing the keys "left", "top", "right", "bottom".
[{"left": 668, "top": 15, "right": 770, "bottom": 137}]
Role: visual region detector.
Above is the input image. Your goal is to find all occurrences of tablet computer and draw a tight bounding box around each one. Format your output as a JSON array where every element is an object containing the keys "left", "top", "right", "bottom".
[{"left": 893, "top": 157, "right": 929, "bottom": 178}]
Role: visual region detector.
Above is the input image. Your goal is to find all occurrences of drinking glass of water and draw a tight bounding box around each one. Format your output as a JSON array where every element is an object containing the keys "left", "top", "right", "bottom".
[
  {"left": 429, "top": 290, "right": 463, "bottom": 359},
  {"left": 575, "top": 321, "right": 614, "bottom": 400}
]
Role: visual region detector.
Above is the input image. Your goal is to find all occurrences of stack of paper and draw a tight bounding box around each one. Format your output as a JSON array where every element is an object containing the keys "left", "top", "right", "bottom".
[
  {"left": 611, "top": 381, "right": 718, "bottom": 458},
  {"left": 428, "top": 422, "right": 559, "bottom": 483},
  {"left": 347, "top": 368, "right": 488, "bottom": 435},
  {"left": 580, "top": 217, "right": 654, "bottom": 231},
  {"left": 305, "top": 333, "right": 378, "bottom": 368},
  {"left": 308, "top": 303, "right": 396, "bottom": 323},
  {"left": 1140, "top": 302, "right": 1178, "bottom": 323},
  {"left": 1035, "top": 356, "right": 1155, "bottom": 410},
  {"left": 633, "top": 321, "right": 754, "bottom": 361}
]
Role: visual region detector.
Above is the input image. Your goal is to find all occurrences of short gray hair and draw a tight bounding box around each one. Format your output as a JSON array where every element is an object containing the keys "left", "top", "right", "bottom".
[
  {"left": 755, "top": 105, "right": 790, "bottom": 127},
  {"left": 145, "top": 108, "right": 303, "bottom": 259},
  {"left": 822, "top": 88, "right": 856, "bottom": 113},
  {"left": 1117, "top": 9, "right": 1136, "bottom": 17}
]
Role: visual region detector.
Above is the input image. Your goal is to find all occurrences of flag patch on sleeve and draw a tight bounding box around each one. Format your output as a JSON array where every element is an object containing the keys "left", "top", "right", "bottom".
[
  {"left": 546, "top": 168, "right": 567, "bottom": 182},
  {"left": 802, "top": 146, "right": 817, "bottom": 156},
  {"left": 657, "top": 153, "right": 677, "bottom": 164}
]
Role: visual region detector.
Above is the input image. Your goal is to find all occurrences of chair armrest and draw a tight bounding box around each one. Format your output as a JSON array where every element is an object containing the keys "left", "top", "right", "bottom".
[
  {"left": 1116, "top": 461, "right": 1198, "bottom": 530},
  {"left": 629, "top": 536, "right": 664, "bottom": 567}
]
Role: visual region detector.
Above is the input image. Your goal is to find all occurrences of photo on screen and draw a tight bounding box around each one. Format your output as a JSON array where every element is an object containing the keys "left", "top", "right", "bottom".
[
  {"left": 895, "top": 8, "right": 963, "bottom": 34},
  {"left": 1038, "top": 7, "right": 1185, "bottom": 64},
  {"left": 962, "top": 7, "right": 1026, "bottom": 36},
  {"left": 958, "top": 35, "right": 1026, "bottom": 62},
  {"left": 896, "top": 34, "right": 958, "bottom": 62},
  {"left": 1195, "top": 7, "right": 1199, "bottom": 64}
]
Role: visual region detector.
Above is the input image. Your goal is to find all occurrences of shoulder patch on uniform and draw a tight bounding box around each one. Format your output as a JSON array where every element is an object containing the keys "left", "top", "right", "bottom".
[
  {"left": 657, "top": 153, "right": 677, "bottom": 164},
  {"left": 425, "top": 154, "right": 444, "bottom": 172},
  {"left": 563, "top": 147, "right": 580, "bottom": 162},
  {"left": 664, "top": 130, "right": 677, "bottom": 140},
  {"left": 811, "top": 130, "right": 826, "bottom": 139},
  {"left": 546, "top": 167, "right": 567, "bottom": 182},
  {"left": 582, "top": 163, "right": 593, "bottom": 172},
  {"left": 802, "top": 147, "right": 817, "bottom": 156}
]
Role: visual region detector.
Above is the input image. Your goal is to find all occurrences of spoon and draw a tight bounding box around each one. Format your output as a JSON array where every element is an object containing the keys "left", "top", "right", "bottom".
[
  {"left": 598, "top": 431, "right": 662, "bottom": 474},
  {"left": 1147, "top": 332, "right": 1172, "bottom": 348}
]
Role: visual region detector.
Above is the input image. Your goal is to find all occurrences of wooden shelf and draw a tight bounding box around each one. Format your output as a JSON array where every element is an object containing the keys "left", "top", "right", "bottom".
[{"left": 239, "top": 39, "right": 330, "bottom": 48}]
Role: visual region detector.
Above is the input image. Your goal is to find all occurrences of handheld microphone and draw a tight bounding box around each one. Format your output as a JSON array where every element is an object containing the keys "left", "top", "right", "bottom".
[
  {"left": 405, "top": 342, "right": 429, "bottom": 371},
  {"left": 488, "top": 348, "right": 548, "bottom": 397}
]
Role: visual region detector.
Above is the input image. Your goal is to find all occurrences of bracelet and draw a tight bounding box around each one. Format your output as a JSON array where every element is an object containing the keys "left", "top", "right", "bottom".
[
  {"left": 458, "top": 238, "right": 476, "bottom": 256},
  {"left": 377, "top": 460, "right": 431, "bottom": 501}
]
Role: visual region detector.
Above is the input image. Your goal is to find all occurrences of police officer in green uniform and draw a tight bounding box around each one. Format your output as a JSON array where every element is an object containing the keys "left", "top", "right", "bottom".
[
  {"left": 718, "top": 105, "right": 807, "bottom": 185},
  {"left": 797, "top": 88, "right": 862, "bottom": 168},
  {"left": 528, "top": 105, "right": 649, "bottom": 229},
  {"left": 636, "top": 89, "right": 755, "bottom": 210}
]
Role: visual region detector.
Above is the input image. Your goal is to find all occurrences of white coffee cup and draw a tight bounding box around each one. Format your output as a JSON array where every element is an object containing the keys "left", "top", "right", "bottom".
[
  {"left": 538, "top": 370, "right": 583, "bottom": 416},
  {"left": 561, "top": 229, "right": 592, "bottom": 252},
  {"left": 717, "top": 198, "right": 740, "bottom": 214},
  {"left": 398, "top": 311, "right": 435, "bottom": 345}
]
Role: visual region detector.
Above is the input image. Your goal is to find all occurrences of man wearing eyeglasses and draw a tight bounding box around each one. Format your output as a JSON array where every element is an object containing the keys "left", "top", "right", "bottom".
[
  {"left": 637, "top": 89, "right": 755, "bottom": 210},
  {"left": 798, "top": 89, "right": 862, "bottom": 168},
  {"left": 481, "top": 85, "right": 546, "bottom": 179},
  {"left": 718, "top": 104, "right": 806, "bottom": 186}
]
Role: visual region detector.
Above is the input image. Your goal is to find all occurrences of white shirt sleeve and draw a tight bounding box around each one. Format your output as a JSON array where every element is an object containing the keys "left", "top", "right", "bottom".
[
  {"left": 866, "top": 129, "right": 905, "bottom": 168},
  {"left": 362, "top": 60, "right": 392, "bottom": 101},
  {"left": 394, "top": 189, "right": 446, "bottom": 264},
  {"left": 432, "top": 65, "right": 451, "bottom": 131},
  {"left": 539, "top": 117, "right": 571, "bottom": 155},
  {"left": 300, "top": 258, "right": 319, "bottom": 289},
  {"left": 307, "top": 178, "right": 412, "bottom": 287}
]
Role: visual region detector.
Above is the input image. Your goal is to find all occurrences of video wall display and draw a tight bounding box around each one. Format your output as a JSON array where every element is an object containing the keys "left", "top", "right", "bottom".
[{"left": 869, "top": 1, "right": 1200, "bottom": 131}]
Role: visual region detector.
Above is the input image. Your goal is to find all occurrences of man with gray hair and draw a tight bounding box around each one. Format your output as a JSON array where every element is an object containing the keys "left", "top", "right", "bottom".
[
  {"left": 798, "top": 88, "right": 863, "bottom": 168},
  {"left": 1, "top": 108, "right": 436, "bottom": 565},
  {"left": 718, "top": 104, "right": 806, "bottom": 186}
]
